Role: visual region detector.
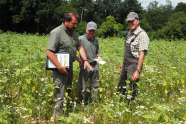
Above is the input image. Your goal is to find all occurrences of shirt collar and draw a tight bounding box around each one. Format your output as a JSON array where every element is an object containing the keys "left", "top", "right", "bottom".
[
  {"left": 85, "top": 34, "right": 95, "bottom": 41},
  {"left": 132, "top": 26, "right": 142, "bottom": 35}
]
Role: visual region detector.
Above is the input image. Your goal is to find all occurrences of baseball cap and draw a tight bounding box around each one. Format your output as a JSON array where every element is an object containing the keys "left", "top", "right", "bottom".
[
  {"left": 126, "top": 12, "right": 139, "bottom": 21},
  {"left": 87, "top": 21, "right": 97, "bottom": 30}
]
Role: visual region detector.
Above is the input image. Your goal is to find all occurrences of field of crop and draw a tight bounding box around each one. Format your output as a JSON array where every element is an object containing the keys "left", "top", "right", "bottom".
[{"left": 0, "top": 32, "right": 186, "bottom": 124}]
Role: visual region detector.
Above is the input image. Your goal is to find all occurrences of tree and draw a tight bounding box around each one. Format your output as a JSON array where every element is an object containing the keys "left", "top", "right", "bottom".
[
  {"left": 144, "top": 0, "right": 173, "bottom": 31},
  {"left": 116, "top": 0, "right": 144, "bottom": 24},
  {"left": 162, "top": 17, "right": 186, "bottom": 40},
  {"left": 167, "top": 11, "right": 186, "bottom": 22},
  {"left": 174, "top": 2, "right": 186, "bottom": 12},
  {"left": 139, "top": 18, "right": 153, "bottom": 32},
  {"left": 98, "top": 16, "right": 123, "bottom": 37},
  {"left": 0, "top": 0, "right": 65, "bottom": 33}
]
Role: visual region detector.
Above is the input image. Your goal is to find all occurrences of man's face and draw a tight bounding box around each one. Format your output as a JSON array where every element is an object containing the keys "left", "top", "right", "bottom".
[
  {"left": 86, "top": 29, "right": 96, "bottom": 39},
  {"left": 128, "top": 18, "right": 139, "bottom": 32},
  {"left": 65, "top": 17, "right": 78, "bottom": 32}
]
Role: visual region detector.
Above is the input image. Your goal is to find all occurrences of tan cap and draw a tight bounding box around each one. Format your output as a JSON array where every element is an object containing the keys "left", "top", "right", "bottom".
[
  {"left": 86, "top": 21, "right": 97, "bottom": 30},
  {"left": 126, "top": 12, "right": 139, "bottom": 21}
]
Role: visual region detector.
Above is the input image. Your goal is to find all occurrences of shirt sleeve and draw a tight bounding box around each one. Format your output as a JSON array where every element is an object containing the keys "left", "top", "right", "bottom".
[
  {"left": 97, "top": 40, "right": 100, "bottom": 54},
  {"left": 46, "top": 32, "right": 59, "bottom": 52},
  {"left": 77, "top": 37, "right": 82, "bottom": 47},
  {"left": 138, "top": 32, "right": 149, "bottom": 55}
]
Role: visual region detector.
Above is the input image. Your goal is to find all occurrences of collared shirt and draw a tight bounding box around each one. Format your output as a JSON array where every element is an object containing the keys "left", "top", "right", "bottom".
[
  {"left": 126, "top": 26, "right": 149, "bottom": 58},
  {"left": 78, "top": 34, "right": 100, "bottom": 63},
  {"left": 46, "top": 23, "right": 81, "bottom": 62}
]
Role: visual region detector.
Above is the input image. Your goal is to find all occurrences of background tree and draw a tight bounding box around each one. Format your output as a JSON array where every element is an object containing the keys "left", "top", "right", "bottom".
[
  {"left": 167, "top": 11, "right": 186, "bottom": 22},
  {"left": 98, "top": 16, "right": 123, "bottom": 37},
  {"left": 115, "top": 0, "right": 144, "bottom": 24},
  {"left": 144, "top": 0, "right": 173, "bottom": 31},
  {"left": 174, "top": 2, "right": 186, "bottom": 12},
  {"left": 162, "top": 17, "right": 186, "bottom": 40}
]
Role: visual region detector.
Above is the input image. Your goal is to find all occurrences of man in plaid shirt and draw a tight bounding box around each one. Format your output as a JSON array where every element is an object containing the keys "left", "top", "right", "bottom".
[{"left": 118, "top": 12, "right": 149, "bottom": 101}]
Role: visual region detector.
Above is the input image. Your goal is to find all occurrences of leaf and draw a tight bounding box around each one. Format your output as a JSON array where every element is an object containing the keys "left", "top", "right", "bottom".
[
  {"left": 100, "top": 87, "right": 103, "bottom": 92},
  {"left": 32, "top": 86, "right": 35, "bottom": 92},
  {"left": 16, "top": 69, "right": 21, "bottom": 75},
  {"left": 142, "top": 114, "right": 152, "bottom": 119},
  {"left": 26, "top": 77, "right": 31, "bottom": 84},
  {"left": 154, "top": 113, "right": 161, "bottom": 120},
  {"left": 163, "top": 81, "right": 167, "bottom": 86},
  {"left": 165, "top": 90, "right": 168, "bottom": 94},
  {"left": 29, "top": 108, "right": 32, "bottom": 114},
  {"left": 65, "top": 92, "right": 68, "bottom": 97},
  {"left": 125, "top": 80, "right": 130, "bottom": 84},
  {"left": 50, "top": 92, "right": 53, "bottom": 96},
  {"left": 164, "top": 115, "right": 169, "bottom": 122},
  {"left": 0, "top": 86, "right": 4, "bottom": 91}
]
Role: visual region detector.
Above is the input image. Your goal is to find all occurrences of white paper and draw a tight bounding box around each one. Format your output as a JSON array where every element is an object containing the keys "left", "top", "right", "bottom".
[
  {"left": 95, "top": 59, "right": 106, "bottom": 65},
  {"left": 48, "top": 54, "right": 69, "bottom": 68}
]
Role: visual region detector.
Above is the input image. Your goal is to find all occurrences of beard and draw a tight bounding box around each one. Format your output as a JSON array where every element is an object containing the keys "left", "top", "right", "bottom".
[{"left": 66, "top": 23, "right": 76, "bottom": 32}]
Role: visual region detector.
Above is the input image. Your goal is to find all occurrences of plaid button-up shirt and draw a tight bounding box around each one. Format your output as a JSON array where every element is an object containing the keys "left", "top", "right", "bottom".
[{"left": 126, "top": 26, "right": 149, "bottom": 58}]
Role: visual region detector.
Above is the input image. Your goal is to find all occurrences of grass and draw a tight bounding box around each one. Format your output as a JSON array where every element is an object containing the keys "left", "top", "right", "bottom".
[{"left": 0, "top": 31, "right": 186, "bottom": 123}]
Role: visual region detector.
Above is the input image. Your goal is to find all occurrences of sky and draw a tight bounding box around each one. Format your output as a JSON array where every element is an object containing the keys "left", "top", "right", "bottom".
[{"left": 138, "top": 0, "right": 186, "bottom": 9}]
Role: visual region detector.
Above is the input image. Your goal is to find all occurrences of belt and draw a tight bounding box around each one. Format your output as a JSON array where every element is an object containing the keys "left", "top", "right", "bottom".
[{"left": 89, "top": 61, "right": 97, "bottom": 66}]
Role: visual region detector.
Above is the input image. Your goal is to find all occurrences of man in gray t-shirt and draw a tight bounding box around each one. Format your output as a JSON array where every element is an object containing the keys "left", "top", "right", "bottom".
[{"left": 76, "top": 21, "right": 102, "bottom": 104}]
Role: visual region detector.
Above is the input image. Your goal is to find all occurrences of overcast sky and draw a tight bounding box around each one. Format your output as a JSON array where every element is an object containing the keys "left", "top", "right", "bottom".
[{"left": 138, "top": 0, "right": 186, "bottom": 9}]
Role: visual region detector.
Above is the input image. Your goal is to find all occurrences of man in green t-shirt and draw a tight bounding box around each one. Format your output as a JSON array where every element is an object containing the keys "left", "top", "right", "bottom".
[
  {"left": 76, "top": 21, "right": 102, "bottom": 104},
  {"left": 46, "top": 13, "right": 93, "bottom": 117}
]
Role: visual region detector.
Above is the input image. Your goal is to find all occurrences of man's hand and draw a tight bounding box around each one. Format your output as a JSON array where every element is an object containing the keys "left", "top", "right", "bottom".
[
  {"left": 76, "top": 57, "right": 84, "bottom": 65},
  {"left": 119, "top": 63, "right": 123, "bottom": 72},
  {"left": 84, "top": 61, "right": 93, "bottom": 71},
  {"left": 58, "top": 65, "right": 70, "bottom": 74},
  {"left": 97, "top": 56, "right": 102, "bottom": 61},
  {"left": 132, "top": 70, "right": 139, "bottom": 81}
]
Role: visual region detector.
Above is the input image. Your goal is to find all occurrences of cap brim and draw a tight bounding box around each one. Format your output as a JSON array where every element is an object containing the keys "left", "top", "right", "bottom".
[
  {"left": 87, "top": 27, "right": 97, "bottom": 30},
  {"left": 126, "top": 17, "right": 135, "bottom": 21}
]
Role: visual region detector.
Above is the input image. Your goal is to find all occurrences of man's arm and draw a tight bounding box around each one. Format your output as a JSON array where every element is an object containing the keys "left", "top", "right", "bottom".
[
  {"left": 119, "top": 61, "right": 124, "bottom": 72},
  {"left": 46, "top": 50, "right": 69, "bottom": 74},
  {"left": 132, "top": 50, "right": 145, "bottom": 81},
  {"left": 76, "top": 56, "right": 84, "bottom": 65},
  {"left": 77, "top": 45, "right": 93, "bottom": 71}
]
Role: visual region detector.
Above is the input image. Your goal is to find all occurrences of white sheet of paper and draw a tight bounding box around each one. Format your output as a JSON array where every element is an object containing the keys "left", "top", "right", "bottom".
[
  {"left": 48, "top": 54, "right": 69, "bottom": 68},
  {"left": 95, "top": 59, "right": 106, "bottom": 65}
]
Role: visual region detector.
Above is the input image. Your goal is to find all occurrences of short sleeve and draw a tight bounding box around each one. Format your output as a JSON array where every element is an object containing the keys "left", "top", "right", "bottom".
[
  {"left": 96, "top": 39, "right": 100, "bottom": 54},
  {"left": 46, "top": 32, "right": 59, "bottom": 52},
  {"left": 138, "top": 32, "right": 149, "bottom": 55}
]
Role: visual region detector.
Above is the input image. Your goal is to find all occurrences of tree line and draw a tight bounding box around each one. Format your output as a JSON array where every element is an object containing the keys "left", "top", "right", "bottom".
[{"left": 0, "top": 0, "right": 186, "bottom": 40}]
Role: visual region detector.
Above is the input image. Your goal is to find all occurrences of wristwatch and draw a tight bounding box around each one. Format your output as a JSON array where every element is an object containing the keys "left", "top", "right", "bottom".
[
  {"left": 136, "top": 69, "right": 141, "bottom": 73},
  {"left": 84, "top": 59, "right": 88, "bottom": 62}
]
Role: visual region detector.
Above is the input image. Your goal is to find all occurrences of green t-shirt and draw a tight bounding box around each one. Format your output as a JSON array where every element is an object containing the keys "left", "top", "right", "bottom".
[
  {"left": 78, "top": 34, "right": 100, "bottom": 63},
  {"left": 46, "top": 23, "right": 81, "bottom": 62}
]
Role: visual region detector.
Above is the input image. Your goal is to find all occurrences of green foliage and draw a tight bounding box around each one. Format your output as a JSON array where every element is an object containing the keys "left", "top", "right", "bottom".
[
  {"left": 167, "top": 11, "right": 186, "bottom": 22},
  {"left": 116, "top": 0, "right": 144, "bottom": 24},
  {"left": 162, "top": 17, "right": 186, "bottom": 40},
  {"left": 52, "top": 3, "right": 78, "bottom": 27},
  {"left": 75, "top": 22, "right": 87, "bottom": 36},
  {"left": 139, "top": 18, "right": 153, "bottom": 32},
  {"left": 98, "top": 16, "right": 124, "bottom": 38},
  {"left": 0, "top": 33, "right": 186, "bottom": 123},
  {"left": 145, "top": 0, "right": 173, "bottom": 31},
  {"left": 174, "top": 2, "right": 186, "bottom": 12}
]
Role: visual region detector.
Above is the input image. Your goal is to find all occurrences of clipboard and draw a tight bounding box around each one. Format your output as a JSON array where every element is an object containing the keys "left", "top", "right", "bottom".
[{"left": 46, "top": 52, "right": 71, "bottom": 72}]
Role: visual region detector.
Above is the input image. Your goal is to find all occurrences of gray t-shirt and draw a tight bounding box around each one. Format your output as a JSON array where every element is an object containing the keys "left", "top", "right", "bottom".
[
  {"left": 78, "top": 34, "right": 100, "bottom": 63},
  {"left": 46, "top": 23, "right": 81, "bottom": 62}
]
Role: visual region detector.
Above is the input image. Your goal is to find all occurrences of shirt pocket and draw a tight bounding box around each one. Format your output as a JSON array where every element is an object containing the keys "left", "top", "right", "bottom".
[
  {"left": 130, "top": 41, "right": 139, "bottom": 52},
  {"left": 72, "top": 39, "right": 77, "bottom": 47},
  {"left": 59, "top": 40, "right": 71, "bottom": 49}
]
